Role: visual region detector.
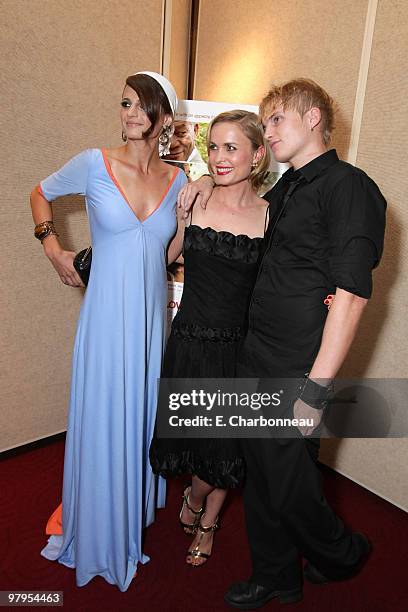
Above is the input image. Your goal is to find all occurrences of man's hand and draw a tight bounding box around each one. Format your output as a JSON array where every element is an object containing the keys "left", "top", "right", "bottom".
[
  {"left": 177, "top": 175, "right": 214, "bottom": 218},
  {"left": 293, "top": 398, "right": 323, "bottom": 437}
]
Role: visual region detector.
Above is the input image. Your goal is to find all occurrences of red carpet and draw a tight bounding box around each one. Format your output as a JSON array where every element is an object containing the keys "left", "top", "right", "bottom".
[{"left": 1, "top": 438, "right": 407, "bottom": 611}]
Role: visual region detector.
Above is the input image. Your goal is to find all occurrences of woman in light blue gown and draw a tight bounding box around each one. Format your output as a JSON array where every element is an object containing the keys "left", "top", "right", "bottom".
[{"left": 30, "top": 72, "right": 186, "bottom": 591}]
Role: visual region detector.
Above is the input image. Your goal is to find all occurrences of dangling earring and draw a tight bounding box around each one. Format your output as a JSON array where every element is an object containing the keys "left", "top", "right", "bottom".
[
  {"left": 122, "top": 131, "right": 127, "bottom": 142},
  {"left": 158, "top": 123, "right": 174, "bottom": 157}
]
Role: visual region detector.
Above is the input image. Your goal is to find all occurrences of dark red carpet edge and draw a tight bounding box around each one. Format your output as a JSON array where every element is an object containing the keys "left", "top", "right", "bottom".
[{"left": 1, "top": 438, "right": 407, "bottom": 612}]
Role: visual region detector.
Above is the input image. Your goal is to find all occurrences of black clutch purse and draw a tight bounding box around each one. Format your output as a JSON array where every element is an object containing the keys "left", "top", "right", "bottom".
[{"left": 73, "top": 246, "right": 92, "bottom": 286}]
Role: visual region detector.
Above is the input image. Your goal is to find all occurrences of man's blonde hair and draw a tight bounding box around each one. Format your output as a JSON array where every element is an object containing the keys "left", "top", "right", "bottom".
[
  {"left": 259, "top": 78, "right": 335, "bottom": 145},
  {"left": 207, "top": 110, "right": 271, "bottom": 190}
]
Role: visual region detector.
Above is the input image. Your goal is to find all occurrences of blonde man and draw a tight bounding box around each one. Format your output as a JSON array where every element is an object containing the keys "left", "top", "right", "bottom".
[{"left": 179, "top": 79, "right": 386, "bottom": 608}]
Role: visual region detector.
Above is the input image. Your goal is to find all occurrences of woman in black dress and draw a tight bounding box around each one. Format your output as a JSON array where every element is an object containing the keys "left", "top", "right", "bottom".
[{"left": 150, "top": 110, "right": 270, "bottom": 565}]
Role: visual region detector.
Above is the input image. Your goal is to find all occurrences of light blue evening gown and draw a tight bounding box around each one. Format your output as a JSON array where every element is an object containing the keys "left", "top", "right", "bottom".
[{"left": 40, "top": 148, "right": 186, "bottom": 591}]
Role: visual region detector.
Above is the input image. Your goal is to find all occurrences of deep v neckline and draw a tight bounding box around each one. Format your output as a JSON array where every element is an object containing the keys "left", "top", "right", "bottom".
[{"left": 101, "top": 148, "right": 179, "bottom": 224}]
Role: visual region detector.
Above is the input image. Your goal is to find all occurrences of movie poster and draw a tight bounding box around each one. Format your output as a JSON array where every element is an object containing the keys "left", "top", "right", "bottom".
[{"left": 165, "top": 100, "right": 288, "bottom": 335}]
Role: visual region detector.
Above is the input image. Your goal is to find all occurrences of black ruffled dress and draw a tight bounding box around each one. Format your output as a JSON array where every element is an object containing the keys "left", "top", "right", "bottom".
[{"left": 149, "top": 224, "right": 263, "bottom": 488}]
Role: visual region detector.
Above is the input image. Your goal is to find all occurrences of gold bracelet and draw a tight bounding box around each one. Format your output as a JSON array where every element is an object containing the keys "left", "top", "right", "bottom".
[{"left": 34, "top": 221, "right": 59, "bottom": 243}]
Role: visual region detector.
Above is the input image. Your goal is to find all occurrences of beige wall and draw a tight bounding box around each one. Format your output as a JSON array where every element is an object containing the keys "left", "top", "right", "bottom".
[
  {"left": 195, "top": 0, "right": 408, "bottom": 510},
  {"left": 320, "top": 0, "right": 408, "bottom": 511},
  {"left": 0, "top": 0, "right": 164, "bottom": 450},
  {"left": 168, "top": 0, "right": 191, "bottom": 98}
]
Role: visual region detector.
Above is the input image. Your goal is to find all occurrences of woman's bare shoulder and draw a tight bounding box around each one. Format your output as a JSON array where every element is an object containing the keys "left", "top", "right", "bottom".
[{"left": 252, "top": 193, "right": 268, "bottom": 210}]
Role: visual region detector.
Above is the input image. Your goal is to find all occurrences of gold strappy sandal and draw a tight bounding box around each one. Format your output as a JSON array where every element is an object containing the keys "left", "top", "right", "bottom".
[
  {"left": 188, "top": 515, "right": 219, "bottom": 565},
  {"left": 179, "top": 486, "right": 204, "bottom": 535}
]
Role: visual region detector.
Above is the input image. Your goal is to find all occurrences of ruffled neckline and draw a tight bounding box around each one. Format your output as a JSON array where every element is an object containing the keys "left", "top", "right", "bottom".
[
  {"left": 184, "top": 224, "right": 263, "bottom": 264},
  {"left": 188, "top": 224, "right": 263, "bottom": 244}
]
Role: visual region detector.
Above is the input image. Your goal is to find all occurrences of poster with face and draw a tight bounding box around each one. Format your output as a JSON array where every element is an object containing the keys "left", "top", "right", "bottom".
[{"left": 165, "top": 100, "right": 288, "bottom": 336}]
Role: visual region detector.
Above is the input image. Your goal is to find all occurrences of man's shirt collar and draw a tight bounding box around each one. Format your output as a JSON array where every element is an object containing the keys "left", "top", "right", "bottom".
[{"left": 282, "top": 149, "right": 339, "bottom": 183}]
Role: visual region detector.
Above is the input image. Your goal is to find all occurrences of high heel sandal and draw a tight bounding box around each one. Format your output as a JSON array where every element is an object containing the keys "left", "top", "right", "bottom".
[
  {"left": 187, "top": 515, "right": 219, "bottom": 566},
  {"left": 179, "top": 486, "right": 204, "bottom": 535}
]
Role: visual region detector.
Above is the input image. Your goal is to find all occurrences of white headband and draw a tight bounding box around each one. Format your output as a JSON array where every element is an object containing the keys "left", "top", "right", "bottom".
[{"left": 134, "top": 71, "right": 178, "bottom": 116}]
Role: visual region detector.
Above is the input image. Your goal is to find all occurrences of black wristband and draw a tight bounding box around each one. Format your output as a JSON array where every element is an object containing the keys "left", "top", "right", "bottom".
[{"left": 298, "top": 375, "right": 333, "bottom": 410}]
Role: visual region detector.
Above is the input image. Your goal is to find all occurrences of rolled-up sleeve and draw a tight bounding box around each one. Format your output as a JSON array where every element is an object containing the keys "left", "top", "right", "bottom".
[
  {"left": 39, "top": 149, "right": 91, "bottom": 201},
  {"left": 327, "top": 168, "right": 386, "bottom": 298}
]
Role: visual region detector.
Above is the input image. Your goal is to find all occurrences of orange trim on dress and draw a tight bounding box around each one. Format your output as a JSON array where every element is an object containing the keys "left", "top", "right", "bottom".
[
  {"left": 36, "top": 184, "right": 46, "bottom": 199},
  {"left": 101, "top": 148, "right": 179, "bottom": 223},
  {"left": 46, "top": 503, "right": 63, "bottom": 535}
]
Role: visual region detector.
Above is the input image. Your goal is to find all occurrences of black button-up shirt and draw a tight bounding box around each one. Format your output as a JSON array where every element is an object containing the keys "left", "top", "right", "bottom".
[{"left": 239, "top": 149, "right": 387, "bottom": 377}]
